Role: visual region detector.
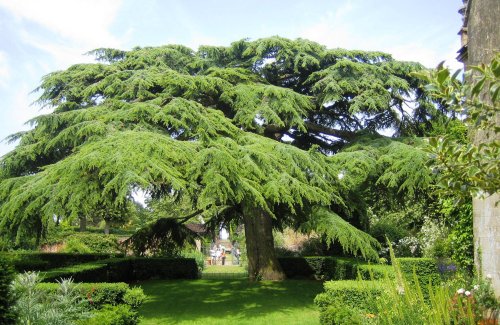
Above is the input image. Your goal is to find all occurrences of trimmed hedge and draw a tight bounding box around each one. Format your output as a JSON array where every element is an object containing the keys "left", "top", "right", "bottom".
[
  {"left": 37, "top": 282, "right": 131, "bottom": 309},
  {"left": 278, "top": 257, "right": 391, "bottom": 280},
  {"left": 0, "top": 256, "right": 17, "bottom": 324},
  {"left": 279, "top": 256, "right": 440, "bottom": 283},
  {"left": 1, "top": 252, "right": 123, "bottom": 272},
  {"left": 43, "top": 257, "right": 199, "bottom": 282},
  {"left": 278, "top": 257, "right": 359, "bottom": 280},
  {"left": 397, "top": 258, "right": 440, "bottom": 286},
  {"left": 43, "top": 261, "right": 109, "bottom": 282},
  {"left": 314, "top": 258, "right": 443, "bottom": 324},
  {"left": 356, "top": 264, "right": 393, "bottom": 280},
  {"left": 314, "top": 280, "right": 383, "bottom": 312}
]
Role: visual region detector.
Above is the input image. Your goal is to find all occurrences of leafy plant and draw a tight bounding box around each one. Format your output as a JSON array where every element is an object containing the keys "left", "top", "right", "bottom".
[
  {"left": 415, "top": 55, "right": 500, "bottom": 198},
  {"left": 11, "top": 272, "right": 90, "bottom": 325}
]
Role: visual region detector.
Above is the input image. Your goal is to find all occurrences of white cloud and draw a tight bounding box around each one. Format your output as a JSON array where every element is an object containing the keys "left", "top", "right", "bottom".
[
  {"left": 299, "top": 3, "right": 363, "bottom": 50},
  {"left": 0, "top": 0, "right": 123, "bottom": 49},
  {"left": 386, "top": 38, "right": 463, "bottom": 69},
  {"left": 0, "top": 84, "right": 38, "bottom": 157},
  {"left": 0, "top": 51, "right": 10, "bottom": 87},
  {"left": 19, "top": 30, "right": 96, "bottom": 71}
]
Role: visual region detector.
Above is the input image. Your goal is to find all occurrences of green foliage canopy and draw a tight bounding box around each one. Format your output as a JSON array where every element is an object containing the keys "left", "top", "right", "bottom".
[{"left": 0, "top": 37, "right": 443, "bottom": 259}]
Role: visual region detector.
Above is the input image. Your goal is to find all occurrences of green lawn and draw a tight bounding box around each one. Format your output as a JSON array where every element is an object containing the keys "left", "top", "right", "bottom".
[{"left": 138, "top": 279, "right": 324, "bottom": 325}]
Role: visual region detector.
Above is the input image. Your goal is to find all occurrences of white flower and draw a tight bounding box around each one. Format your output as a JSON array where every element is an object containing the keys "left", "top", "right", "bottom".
[
  {"left": 473, "top": 285, "right": 479, "bottom": 290},
  {"left": 465, "top": 291, "right": 471, "bottom": 296},
  {"left": 457, "top": 288, "right": 465, "bottom": 294},
  {"left": 486, "top": 274, "right": 492, "bottom": 280}
]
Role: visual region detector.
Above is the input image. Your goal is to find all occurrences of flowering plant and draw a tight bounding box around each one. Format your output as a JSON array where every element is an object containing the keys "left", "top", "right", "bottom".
[{"left": 450, "top": 275, "right": 499, "bottom": 324}]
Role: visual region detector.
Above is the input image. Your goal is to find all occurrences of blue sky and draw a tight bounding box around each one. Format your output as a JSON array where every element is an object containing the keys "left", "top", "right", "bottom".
[{"left": 0, "top": 0, "right": 463, "bottom": 156}]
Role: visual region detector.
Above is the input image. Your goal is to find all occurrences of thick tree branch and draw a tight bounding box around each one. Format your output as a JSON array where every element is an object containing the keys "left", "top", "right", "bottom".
[{"left": 304, "top": 121, "right": 357, "bottom": 141}]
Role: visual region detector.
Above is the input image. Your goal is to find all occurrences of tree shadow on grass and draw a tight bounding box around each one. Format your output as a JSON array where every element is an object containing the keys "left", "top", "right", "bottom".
[{"left": 138, "top": 279, "right": 323, "bottom": 324}]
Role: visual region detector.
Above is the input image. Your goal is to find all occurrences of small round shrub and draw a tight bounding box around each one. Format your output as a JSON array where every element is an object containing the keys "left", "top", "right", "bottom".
[
  {"left": 123, "top": 287, "right": 146, "bottom": 310},
  {"left": 83, "top": 304, "right": 139, "bottom": 325}
]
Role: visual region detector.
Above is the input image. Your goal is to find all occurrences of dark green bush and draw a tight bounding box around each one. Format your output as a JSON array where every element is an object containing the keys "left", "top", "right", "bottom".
[
  {"left": 369, "top": 221, "right": 408, "bottom": 243},
  {"left": 80, "top": 304, "right": 139, "bottom": 325},
  {"left": 278, "top": 257, "right": 362, "bottom": 280},
  {"left": 332, "top": 258, "right": 360, "bottom": 280},
  {"left": 42, "top": 261, "right": 109, "bottom": 282},
  {"left": 43, "top": 257, "right": 199, "bottom": 282},
  {"left": 0, "top": 256, "right": 17, "bottom": 324},
  {"left": 1, "top": 252, "right": 123, "bottom": 272}
]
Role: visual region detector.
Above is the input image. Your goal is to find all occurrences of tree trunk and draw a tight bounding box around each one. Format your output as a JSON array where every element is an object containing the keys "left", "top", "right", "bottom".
[
  {"left": 104, "top": 220, "right": 110, "bottom": 235},
  {"left": 243, "top": 208, "right": 285, "bottom": 281},
  {"left": 79, "top": 216, "right": 87, "bottom": 232}
]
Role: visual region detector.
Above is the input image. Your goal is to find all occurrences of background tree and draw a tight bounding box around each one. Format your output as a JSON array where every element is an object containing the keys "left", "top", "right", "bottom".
[{"left": 0, "top": 37, "right": 445, "bottom": 280}]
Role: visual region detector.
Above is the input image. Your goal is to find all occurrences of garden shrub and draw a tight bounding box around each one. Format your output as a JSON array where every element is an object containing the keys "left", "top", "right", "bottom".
[
  {"left": 62, "top": 233, "right": 121, "bottom": 254},
  {"left": 81, "top": 304, "right": 139, "bottom": 325},
  {"left": 123, "top": 287, "right": 146, "bottom": 309},
  {"left": 0, "top": 256, "right": 17, "bottom": 324}
]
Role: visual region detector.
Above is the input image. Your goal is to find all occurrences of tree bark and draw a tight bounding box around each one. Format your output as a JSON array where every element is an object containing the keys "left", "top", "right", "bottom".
[
  {"left": 79, "top": 216, "right": 87, "bottom": 232},
  {"left": 104, "top": 219, "right": 110, "bottom": 235},
  {"left": 243, "top": 208, "right": 285, "bottom": 281}
]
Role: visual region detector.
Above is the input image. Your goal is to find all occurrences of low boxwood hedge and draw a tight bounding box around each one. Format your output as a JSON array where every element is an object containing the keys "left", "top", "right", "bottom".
[
  {"left": 42, "top": 257, "right": 199, "bottom": 282},
  {"left": 315, "top": 280, "right": 384, "bottom": 314},
  {"left": 1, "top": 252, "right": 123, "bottom": 272},
  {"left": 397, "top": 258, "right": 440, "bottom": 286},
  {"left": 278, "top": 257, "right": 390, "bottom": 280},
  {"left": 36, "top": 282, "right": 131, "bottom": 309}
]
